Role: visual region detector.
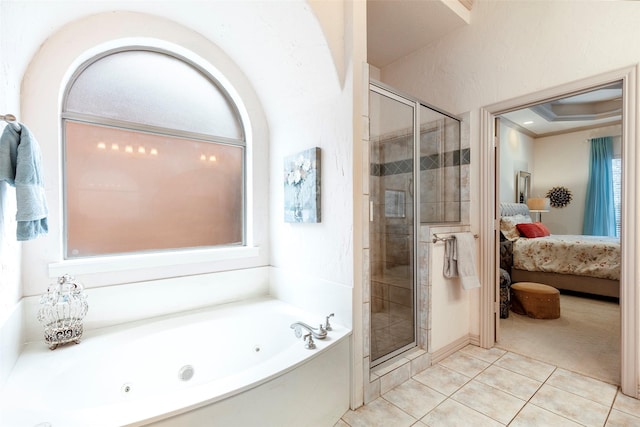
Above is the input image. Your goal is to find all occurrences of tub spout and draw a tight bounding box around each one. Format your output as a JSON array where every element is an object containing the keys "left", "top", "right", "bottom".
[{"left": 290, "top": 321, "right": 327, "bottom": 340}]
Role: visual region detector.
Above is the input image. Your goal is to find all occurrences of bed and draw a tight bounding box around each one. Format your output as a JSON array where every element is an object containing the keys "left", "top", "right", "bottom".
[{"left": 500, "top": 202, "right": 620, "bottom": 298}]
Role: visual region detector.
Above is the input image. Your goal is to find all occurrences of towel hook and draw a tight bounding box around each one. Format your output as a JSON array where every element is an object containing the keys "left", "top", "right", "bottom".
[{"left": 1, "top": 113, "right": 21, "bottom": 131}]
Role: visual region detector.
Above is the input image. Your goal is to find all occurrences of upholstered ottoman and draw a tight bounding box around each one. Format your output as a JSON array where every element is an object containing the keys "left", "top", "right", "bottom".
[{"left": 510, "top": 282, "right": 560, "bottom": 319}]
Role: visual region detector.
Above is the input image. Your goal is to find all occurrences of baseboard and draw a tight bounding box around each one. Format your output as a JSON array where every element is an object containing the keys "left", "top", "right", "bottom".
[
  {"left": 469, "top": 333, "right": 480, "bottom": 346},
  {"left": 430, "top": 334, "right": 473, "bottom": 364}
]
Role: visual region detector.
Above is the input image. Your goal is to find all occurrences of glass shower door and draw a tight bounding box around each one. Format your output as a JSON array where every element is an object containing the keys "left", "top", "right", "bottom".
[{"left": 369, "top": 85, "right": 416, "bottom": 366}]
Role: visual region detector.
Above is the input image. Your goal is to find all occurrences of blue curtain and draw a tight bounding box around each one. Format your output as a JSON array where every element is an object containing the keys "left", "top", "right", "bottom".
[{"left": 583, "top": 136, "right": 616, "bottom": 236}]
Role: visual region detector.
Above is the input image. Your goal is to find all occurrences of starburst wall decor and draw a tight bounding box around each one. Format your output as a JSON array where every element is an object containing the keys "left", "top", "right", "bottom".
[{"left": 546, "top": 186, "right": 573, "bottom": 208}]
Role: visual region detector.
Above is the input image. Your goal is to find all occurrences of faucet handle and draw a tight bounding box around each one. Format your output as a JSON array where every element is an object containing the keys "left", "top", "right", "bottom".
[
  {"left": 318, "top": 324, "right": 327, "bottom": 336},
  {"left": 304, "top": 333, "right": 316, "bottom": 349},
  {"left": 325, "top": 313, "right": 334, "bottom": 331}
]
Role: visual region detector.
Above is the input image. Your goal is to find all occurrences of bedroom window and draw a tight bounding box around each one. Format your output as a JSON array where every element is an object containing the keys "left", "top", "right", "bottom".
[
  {"left": 62, "top": 49, "right": 246, "bottom": 259},
  {"left": 612, "top": 157, "right": 622, "bottom": 237}
]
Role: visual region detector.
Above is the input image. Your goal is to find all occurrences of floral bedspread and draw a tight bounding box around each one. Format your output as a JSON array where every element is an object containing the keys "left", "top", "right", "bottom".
[{"left": 513, "top": 235, "right": 620, "bottom": 280}]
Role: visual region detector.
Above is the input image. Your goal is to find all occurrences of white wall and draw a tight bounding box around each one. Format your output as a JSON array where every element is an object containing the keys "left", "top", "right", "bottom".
[
  {"left": 0, "top": 1, "right": 352, "bottom": 295},
  {"left": 428, "top": 225, "right": 477, "bottom": 351},
  {"left": 380, "top": 0, "right": 640, "bottom": 353},
  {"left": 499, "top": 120, "right": 622, "bottom": 234},
  {"left": 534, "top": 125, "right": 621, "bottom": 235},
  {"left": 499, "top": 121, "right": 534, "bottom": 203}
]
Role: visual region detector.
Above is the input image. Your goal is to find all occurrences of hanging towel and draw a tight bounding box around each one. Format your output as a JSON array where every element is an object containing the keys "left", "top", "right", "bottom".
[
  {"left": 443, "top": 237, "right": 458, "bottom": 279},
  {"left": 443, "top": 232, "right": 480, "bottom": 290},
  {"left": 0, "top": 123, "right": 48, "bottom": 240}
]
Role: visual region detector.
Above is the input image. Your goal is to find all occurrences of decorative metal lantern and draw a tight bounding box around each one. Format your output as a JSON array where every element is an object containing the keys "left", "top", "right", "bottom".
[{"left": 37, "top": 274, "right": 88, "bottom": 350}]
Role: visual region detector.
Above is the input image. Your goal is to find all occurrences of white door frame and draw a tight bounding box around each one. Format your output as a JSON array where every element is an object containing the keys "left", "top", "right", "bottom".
[{"left": 479, "top": 66, "right": 639, "bottom": 398}]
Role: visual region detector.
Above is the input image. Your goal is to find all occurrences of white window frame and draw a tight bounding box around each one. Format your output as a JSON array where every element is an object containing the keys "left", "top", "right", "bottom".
[
  {"left": 612, "top": 156, "right": 622, "bottom": 237},
  {"left": 59, "top": 48, "right": 249, "bottom": 266},
  {"left": 49, "top": 44, "right": 261, "bottom": 278}
]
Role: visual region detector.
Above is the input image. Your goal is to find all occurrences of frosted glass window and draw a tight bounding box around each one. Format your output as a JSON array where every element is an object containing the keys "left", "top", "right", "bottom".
[
  {"left": 66, "top": 50, "right": 243, "bottom": 139},
  {"left": 63, "top": 49, "right": 246, "bottom": 259}
]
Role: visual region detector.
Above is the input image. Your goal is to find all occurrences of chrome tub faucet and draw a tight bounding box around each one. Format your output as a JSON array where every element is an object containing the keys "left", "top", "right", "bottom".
[{"left": 290, "top": 321, "right": 327, "bottom": 340}]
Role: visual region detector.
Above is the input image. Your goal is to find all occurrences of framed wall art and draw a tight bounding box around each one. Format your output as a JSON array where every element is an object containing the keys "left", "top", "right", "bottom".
[{"left": 283, "top": 147, "right": 321, "bottom": 223}]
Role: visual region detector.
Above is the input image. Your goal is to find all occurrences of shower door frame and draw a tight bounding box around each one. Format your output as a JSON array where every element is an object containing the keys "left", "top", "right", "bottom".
[
  {"left": 369, "top": 81, "right": 462, "bottom": 368},
  {"left": 369, "top": 82, "right": 420, "bottom": 367}
]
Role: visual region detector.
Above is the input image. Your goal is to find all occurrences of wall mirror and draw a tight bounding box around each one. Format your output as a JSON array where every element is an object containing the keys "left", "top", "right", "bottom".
[{"left": 516, "top": 171, "right": 530, "bottom": 203}]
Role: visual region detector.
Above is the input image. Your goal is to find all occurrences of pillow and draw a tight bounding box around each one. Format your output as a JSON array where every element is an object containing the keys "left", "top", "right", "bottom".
[
  {"left": 516, "top": 222, "right": 550, "bottom": 238},
  {"left": 536, "top": 222, "right": 551, "bottom": 236},
  {"left": 500, "top": 214, "right": 532, "bottom": 240}
]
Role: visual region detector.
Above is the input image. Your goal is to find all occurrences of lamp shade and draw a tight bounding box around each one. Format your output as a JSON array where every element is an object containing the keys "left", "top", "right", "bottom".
[{"left": 527, "top": 197, "right": 550, "bottom": 212}]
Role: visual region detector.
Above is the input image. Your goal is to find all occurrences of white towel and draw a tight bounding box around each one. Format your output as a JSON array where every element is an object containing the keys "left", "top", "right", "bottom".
[
  {"left": 443, "top": 237, "right": 457, "bottom": 279},
  {"left": 443, "top": 232, "right": 480, "bottom": 290}
]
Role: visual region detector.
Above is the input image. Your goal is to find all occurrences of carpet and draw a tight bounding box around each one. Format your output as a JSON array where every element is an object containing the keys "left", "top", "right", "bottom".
[{"left": 497, "top": 293, "right": 620, "bottom": 385}]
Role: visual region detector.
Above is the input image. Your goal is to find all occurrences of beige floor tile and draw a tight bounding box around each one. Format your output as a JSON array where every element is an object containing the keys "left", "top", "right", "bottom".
[
  {"left": 613, "top": 390, "right": 640, "bottom": 417},
  {"left": 474, "top": 365, "right": 542, "bottom": 400},
  {"left": 509, "top": 403, "right": 582, "bottom": 427},
  {"left": 494, "top": 351, "right": 556, "bottom": 382},
  {"left": 531, "top": 384, "right": 610, "bottom": 427},
  {"left": 459, "top": 344, "right": 506, "bottom": 363},
  {"left": 546, "top": 368, "right": 618, "bottom": 406},
  {"left": 438, "top": 351, "right": 491, "bottom": 378},
  {"left": 341, "top": 397, "right": 417, "bottom": 427},
  {"left": 451, "top": 379, "right": 525, "bottom": 425},
  {"left": 382, "top": 379, "right": 447, "bottom": 419},
  {"left": 605, "top": 408, "right": 640, "bottom": 426},
  {"left": 342, "top": 349, "right": 639, "bottom": 427},
  {"left": 420, "top": 399, "right": 503, "bottom": 427},
  {"left": 412, "top": 364, "right": 471, "bottom": 396}
]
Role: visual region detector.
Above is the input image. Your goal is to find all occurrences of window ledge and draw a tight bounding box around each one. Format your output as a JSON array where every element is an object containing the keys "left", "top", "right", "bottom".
[{"left": 48, "top": 246, "right": 260, "bottom": 278}]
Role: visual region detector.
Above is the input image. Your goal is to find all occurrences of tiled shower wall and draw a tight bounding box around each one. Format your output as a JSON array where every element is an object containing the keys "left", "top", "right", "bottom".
[
  {"left": 362, "top": 83, "right": 471, "bottom": 403},
  {"left": 369, "top": 126, "right": 415, "bottom": 362},
  {"left": 419, "top": 118, "right": 466, "bottom": 223},
  {"left": 370, "top": 129, "right": 414, "bottom": 280}
]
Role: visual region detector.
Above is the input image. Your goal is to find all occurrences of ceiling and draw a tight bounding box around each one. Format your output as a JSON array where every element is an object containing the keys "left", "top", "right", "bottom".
[
  {"left": 500, "top": 82, "right": 623, "bottom": 138},
  {"left": 367, "top": 0, "right": 470, "bottom": 68}
]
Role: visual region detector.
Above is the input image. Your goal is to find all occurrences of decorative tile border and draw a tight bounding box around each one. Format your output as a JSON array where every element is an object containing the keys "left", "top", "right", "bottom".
[{"left": 370, "top": 148, "right": 470, "bottom": 177}]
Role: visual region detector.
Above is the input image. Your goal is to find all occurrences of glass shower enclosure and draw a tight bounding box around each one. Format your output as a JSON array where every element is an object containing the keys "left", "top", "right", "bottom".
[{"left": 369, "top": 82, "right": 460, "bottom": 367}]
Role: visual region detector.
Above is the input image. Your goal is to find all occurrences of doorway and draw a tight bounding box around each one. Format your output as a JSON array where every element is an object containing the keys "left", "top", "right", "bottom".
[
  {"left": 478, "top": 66, "right": 639, "bottom": 398},
  {"left": 496, "top": 82, "right": 622, "bottom": 384}
]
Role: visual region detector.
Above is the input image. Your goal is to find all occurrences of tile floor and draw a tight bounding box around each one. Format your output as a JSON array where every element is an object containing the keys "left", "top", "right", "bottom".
[{"left": 338, "top": 345, "right": 640, "bottom": 426}]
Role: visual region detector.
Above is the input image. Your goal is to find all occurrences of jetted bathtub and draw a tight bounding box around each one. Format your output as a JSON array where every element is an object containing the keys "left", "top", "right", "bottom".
[{"left": 0, "top": 297, "right": 351, "bottom": 426}]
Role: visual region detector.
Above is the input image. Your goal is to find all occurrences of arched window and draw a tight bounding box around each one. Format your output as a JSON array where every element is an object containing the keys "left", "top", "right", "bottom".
[{"left": 62, "top": 49, "right": 246, "bottom": 258}]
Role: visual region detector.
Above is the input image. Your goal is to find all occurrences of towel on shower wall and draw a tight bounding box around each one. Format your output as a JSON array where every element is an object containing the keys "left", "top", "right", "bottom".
[
  {"left": 0, "top": 123, "right": 48, "bottom": 240},
  {"left": 443, "top": 232, "right": 481, "bottom": 290},
  {"left": 443, "top": 237, "right": 458, "bottom": 278}
]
